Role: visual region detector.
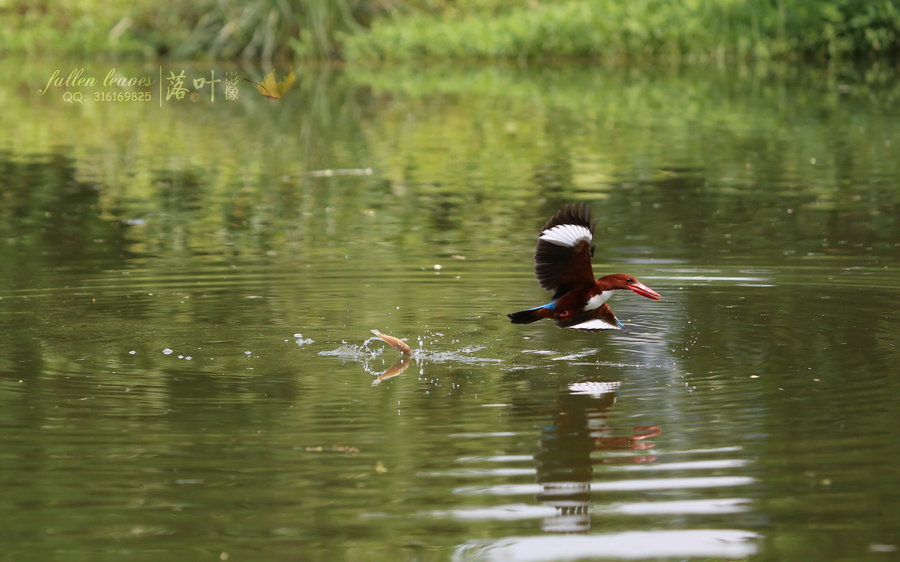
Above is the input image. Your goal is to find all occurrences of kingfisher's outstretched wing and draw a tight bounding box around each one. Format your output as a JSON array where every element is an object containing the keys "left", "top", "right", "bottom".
[
  {"left": 534, "top": 203, "right": 597, "bottom": 300},
  {"left": 559, "top": 304, "right": 623, "bottom": 331}
]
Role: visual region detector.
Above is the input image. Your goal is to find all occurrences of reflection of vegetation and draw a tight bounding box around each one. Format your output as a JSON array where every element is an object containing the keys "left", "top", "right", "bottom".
[
  {"left": 4, "top": 61, "right": 899, "bottom": 264},
  {"left": 351, "top": 63, "right": 900, "bottom": 260},
  {"left": 0, "top": 150, "right": 135, "bottom": 267}
]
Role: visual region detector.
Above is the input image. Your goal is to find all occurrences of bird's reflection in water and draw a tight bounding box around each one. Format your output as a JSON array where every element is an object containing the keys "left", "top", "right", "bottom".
[{"left": 535, "top": 379, "right": 660, "bottom": 533}]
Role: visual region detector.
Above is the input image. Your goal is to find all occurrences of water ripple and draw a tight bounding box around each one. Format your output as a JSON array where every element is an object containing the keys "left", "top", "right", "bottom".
[{"left": 453, "top": 529, "right": 760, "bottom": 561}]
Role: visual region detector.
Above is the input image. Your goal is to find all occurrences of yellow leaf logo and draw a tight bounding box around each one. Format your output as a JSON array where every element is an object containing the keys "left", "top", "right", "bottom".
[{"left": 244, "top": 67, "right": 295, "bottom": 99}]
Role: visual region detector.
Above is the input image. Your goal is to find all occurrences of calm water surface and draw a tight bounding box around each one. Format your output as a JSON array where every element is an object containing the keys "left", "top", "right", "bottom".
[{"left": 1, "top": 60, "right": 900, "bottom": 561}]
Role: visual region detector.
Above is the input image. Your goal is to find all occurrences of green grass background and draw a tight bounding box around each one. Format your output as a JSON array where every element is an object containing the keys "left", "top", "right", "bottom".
[{"left": 2, "top": 0, "right": 898, "bottom": 62}]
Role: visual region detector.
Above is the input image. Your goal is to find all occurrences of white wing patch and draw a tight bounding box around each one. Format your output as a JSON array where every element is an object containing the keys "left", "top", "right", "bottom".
[
  {"left": 568, "top": 380, "right": 621, "bottom": 397},
  {"left": 568, "top": 318, "right": 622, "bottom": 331},
  {"left": 540, "top": 224, "right": 592, "bottom": 248}
]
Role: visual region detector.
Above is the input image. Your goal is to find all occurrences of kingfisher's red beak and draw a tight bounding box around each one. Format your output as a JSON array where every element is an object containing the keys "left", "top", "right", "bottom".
[{"left": 630, "top": 282, "right": 661, "bottom": 300}]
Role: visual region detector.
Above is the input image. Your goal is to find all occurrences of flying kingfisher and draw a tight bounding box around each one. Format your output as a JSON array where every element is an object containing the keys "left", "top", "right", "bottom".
[{"left": 508, "top": 203, "right": 661, "bottom": 331}]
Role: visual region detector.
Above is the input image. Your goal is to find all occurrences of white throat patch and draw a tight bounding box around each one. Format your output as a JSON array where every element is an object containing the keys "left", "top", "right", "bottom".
[{"left": 584, "top": 291, "right": 613, "bottom": 311}]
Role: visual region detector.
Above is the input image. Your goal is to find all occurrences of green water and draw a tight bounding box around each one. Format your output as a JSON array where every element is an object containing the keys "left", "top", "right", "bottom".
[{"left": 2, "top": 60, "right": 900, "bottom": 561}]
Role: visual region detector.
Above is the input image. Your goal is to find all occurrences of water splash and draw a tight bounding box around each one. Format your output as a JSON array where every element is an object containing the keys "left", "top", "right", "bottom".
[
  {"left": 319, "top": 332, "right": 502, "bottom": 381},
  {"left": 294, "top": 333, "right": 315, "bottom": 346}
]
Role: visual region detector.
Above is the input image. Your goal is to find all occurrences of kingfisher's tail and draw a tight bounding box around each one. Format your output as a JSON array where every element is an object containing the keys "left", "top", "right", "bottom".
[{"left": 508, "top": 307, "right": 547, "bottom": 324}]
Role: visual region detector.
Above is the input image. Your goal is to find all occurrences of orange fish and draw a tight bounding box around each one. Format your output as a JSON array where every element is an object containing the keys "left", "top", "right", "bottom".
[{"left": 371, "top": 330, "right": 412, "bottom": 355}]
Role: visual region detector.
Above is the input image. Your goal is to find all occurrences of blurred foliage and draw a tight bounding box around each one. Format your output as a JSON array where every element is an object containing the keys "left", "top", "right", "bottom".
[
  {"left": 0, "top": 0, "right": 898, "bottom": 61},
  {"left": 344, "top": 0, "right": 900, "bottom": 62},
  {"left": 0, "top": 0, "right": 149, "bottom": 57},
  {"left": 151, "top": 0, "right": 371, "bottom": 61},
  {"left": 0, "top": 0, "right": 383, "bottom": 61}
]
